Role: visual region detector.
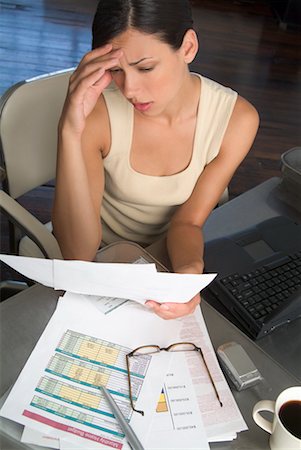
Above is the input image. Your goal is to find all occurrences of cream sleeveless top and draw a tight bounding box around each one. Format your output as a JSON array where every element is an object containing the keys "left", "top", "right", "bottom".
[{"left": 101, "top": 74, "right": 237, "bottom": 246}]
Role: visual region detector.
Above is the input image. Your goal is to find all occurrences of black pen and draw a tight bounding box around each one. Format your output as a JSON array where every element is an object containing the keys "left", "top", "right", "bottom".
[{"left": 101, "top": 385, "right": 144, "bottom": 450}]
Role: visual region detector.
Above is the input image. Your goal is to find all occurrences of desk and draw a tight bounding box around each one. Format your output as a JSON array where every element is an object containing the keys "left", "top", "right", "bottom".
[
  {"left": 0, "top": 240, "right": 299, "bottom": 450},
  {"left": 147, "top": 177, "right": 301, "bottom": 381},
  {"left": 203, "top": 177, "right": 301, "bottom": 241}
]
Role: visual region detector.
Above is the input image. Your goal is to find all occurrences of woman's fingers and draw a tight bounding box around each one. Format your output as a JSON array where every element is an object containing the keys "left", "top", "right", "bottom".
[
  {"left": 62, "top": 46, "right": 123, "bottom": 130},
  {"left": 73, "top": 47, "right": 123, "bottom": 78},
  {"left": 58, "top": 44, "right": 123, "bottom": 137},
  {"left": 145, "top": 294, "right": 201, "bottom": 320},
  {"left": 69, "top": 51, "right": 121, "bottom": 93},
  {"left": 69, "top": 65, "right": 110, "bottom": 97},
  {"left": 79, "top": 44, "right": 114, "bottom": 64}
]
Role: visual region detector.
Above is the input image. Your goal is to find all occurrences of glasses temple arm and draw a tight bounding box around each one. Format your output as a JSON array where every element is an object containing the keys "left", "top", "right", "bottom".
[
  {"left": 126, "top": 355, "right": 145, "bottom": 416},
  {"left": 198, "top": 349, "right": 223, "bottom": 407}
]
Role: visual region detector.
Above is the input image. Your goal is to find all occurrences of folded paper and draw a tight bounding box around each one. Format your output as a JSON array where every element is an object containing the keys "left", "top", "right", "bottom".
[{"left": 0, "top": 254, "right": 216, "bottom": 303}]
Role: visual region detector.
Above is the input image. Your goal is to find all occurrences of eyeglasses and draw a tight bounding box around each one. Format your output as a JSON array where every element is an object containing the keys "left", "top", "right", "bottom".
[{"left": 126, "top": 342, "right": 222, "bottom": 416}]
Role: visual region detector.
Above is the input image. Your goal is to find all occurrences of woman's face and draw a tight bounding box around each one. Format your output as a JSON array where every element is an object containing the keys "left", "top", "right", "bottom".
[{"left": 109, "top": 28, "right": 190, "bottom": 116}]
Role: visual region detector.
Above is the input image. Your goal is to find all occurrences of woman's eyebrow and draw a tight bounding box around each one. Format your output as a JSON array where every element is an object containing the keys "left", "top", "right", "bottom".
[{"left": 128, "top": 57, "right": 153, "bottom": 66}]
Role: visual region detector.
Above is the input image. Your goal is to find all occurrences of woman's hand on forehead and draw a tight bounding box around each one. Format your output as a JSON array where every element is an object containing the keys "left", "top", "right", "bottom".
[
  {"left": 60, "top": 44, "right": 123, "bottom": 136},
  {"left": 82, "top": 44, "right": 123, "bottom": 65}
]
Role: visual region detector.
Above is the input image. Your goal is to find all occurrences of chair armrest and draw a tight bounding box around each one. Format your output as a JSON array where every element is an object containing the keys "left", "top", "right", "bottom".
[
  {"left": 218, "top": 187, "right": 229, "bottom": 206},
  {"left": 0, "top": 190, "right": 62, "bottom": 259}
]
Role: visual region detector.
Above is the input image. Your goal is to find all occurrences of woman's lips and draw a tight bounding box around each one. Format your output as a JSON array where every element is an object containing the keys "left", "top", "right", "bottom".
[{"left": 133, "top": 102, "right": 152, "bottom": 112}]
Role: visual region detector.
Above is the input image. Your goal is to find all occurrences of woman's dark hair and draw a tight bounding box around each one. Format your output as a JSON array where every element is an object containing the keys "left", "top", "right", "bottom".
[{"left": 92, "top": 0, "right": 193, "bottom": 50}]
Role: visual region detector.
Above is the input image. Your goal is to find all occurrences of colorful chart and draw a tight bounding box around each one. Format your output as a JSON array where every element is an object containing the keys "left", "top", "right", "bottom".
[{"left": 23, "top": 330, "right": 153, "bottom": 448}]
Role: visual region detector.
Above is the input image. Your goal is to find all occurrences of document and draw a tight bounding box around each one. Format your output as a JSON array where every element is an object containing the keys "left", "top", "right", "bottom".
[
  {"left": 65, "top": 292, "right": 247, "bottom": 444},
  {"left": 21, "top": 427, "right": 60, "bottom": 448},
  {"left": 0, "top": 255, "right": 245, "bottom": 449},
  {"left": 147, "top": 354, "right": 209, "bottom": 450},
  {"left": 0, "top": 293, "right": 182, "bottom": 449},
  {"left": 59, "top": 355, "right": 211, "bottom": 450},
  {"left": 84, "top": 293, "right": 246, "bottom": 446},
  {"left": 178, "top": 308, "right": 247, "bottom": 441},
  {"left": 0, "top": 254, "right": 216, "bottom": 303}
]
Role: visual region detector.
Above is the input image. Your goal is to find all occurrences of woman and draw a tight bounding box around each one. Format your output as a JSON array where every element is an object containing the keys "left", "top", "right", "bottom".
[{"left": 52, "top": 0, "right": 259, "bottom": 320}]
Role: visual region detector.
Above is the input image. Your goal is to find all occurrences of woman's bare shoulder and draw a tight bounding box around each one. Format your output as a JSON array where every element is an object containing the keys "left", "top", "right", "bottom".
[
  {"left": 219, "top": 94, "right": 259, "bottom": 162},
  {"left": 232, "top": 95, "right": 259, "bottom": 128}
]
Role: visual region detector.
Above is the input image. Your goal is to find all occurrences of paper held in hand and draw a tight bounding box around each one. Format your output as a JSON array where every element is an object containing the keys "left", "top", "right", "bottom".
[{"left": 0, "top": 254, "right": 216, "bottom": 303}]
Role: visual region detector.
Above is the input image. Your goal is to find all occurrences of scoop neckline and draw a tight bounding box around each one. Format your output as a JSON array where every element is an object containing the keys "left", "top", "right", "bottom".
[{"left": 127, "top": 74, "right": 204, "bottom": 179}]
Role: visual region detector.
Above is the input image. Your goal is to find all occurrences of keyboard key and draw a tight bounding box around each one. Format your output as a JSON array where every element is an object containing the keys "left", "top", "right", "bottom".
[
  {"left": 242, "top": 290, "right": 253, "bottom": 298},
  {"left": 267, "top": 288, "right": 276, "bottom": 296},
  {"left": 241, "top": 282, "right": 252, "bottom": 290},
  {"left": 253, "top": 312, "right": 261, "bottom": 319},
  {"left": 263, "top": 272, "right": 272, "bottom": 280}
]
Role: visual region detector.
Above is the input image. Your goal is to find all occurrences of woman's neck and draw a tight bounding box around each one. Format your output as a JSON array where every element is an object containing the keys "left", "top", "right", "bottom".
[{"left": 143, "top": 72, "right": 201, "bottom": 127}]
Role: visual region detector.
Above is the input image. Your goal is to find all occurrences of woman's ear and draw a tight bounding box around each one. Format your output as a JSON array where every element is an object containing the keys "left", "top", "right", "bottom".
[{"left": 181, "top": 29, "right": 199, "bottom": 64}]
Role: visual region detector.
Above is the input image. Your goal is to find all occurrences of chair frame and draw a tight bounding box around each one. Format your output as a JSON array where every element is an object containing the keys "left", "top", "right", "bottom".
[{"left": 0, "top": 69, "right": 74, "bottom": 259}]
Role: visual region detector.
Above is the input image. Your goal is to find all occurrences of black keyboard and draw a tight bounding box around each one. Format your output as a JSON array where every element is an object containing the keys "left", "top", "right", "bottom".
[{"left": 207, "top": 251, "right": 301, "bottom": 339}]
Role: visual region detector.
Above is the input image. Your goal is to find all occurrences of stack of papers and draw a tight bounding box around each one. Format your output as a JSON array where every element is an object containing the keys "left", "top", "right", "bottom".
[{"left": 0, "top": 255, "right": 247, "bottom": 449}]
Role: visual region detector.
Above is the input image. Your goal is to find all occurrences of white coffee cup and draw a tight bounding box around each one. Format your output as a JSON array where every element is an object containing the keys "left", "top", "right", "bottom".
[{"left": 253, "top": 386, "right": 301, "bottom": 449}]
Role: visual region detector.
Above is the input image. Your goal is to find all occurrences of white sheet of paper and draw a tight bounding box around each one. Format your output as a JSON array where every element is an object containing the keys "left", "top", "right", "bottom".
[
  {"left": 67, "top": 292, "right": 246, "bottom": 446},
  {"left": 146, "top": 353, "right": 209, "bottom": 450},
  {"left": 0, "top": 292, "right": 182, "bottom": 449},
  {"left": 54, "top": 295, "right": 210, "bottom": 450},
  {"left": 177, "top": 308, "right": 247, "bottom": 442},
  {"left": 59, "top": 436, "right": 130, "bottom": 450},
  {"left": 59, "top": 354, "right": 210, "bottom": 450},
  {"left": 0, "top": 254, "right": 216, "bottom": 303},
  {"left": 0, "top": 255, "right": 54, "bottom": 287},
  {"left": 21, "top": 426, "right": 60, "bottom": 448}
]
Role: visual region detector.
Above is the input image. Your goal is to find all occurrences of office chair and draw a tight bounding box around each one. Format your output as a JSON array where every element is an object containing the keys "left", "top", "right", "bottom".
[{"left": 0, "top": 69, "right": 75, "bottom": 262}]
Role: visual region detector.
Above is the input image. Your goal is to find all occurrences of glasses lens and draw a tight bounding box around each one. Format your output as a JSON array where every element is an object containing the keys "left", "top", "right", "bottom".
[
  {"left": 133, "top": 345, "right": 160, "bottom": 355},
  {"left": 168, "top": 343, "right": 197, "bottom": 352}
]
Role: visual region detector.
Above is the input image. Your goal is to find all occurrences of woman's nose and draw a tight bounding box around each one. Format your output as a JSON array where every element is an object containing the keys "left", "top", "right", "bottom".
[{"left": 123, "top": 73, "right": 139, "bottom": 99}]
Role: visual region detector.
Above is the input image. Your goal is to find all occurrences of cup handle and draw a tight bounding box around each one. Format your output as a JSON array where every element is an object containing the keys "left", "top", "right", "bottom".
[{"left": 253, "top": 400, "right": 275, "bottom": 434}]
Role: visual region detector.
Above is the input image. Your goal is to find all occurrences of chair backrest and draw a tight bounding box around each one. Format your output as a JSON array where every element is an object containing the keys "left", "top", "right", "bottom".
[{"left": 0, "top": 69, "right": 74, "bottom": 199}]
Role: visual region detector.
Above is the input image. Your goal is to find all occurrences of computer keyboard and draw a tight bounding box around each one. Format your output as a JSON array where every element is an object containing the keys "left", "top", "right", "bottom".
[{"left": 208, "top": 251, "right": 301, "bottom": 339}]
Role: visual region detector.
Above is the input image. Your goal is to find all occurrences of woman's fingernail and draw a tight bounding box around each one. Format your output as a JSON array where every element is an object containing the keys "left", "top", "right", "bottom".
[
  {"left": 145, "top": 303, "right": 154, "bottom": 309},
  {"left": 160, "top": 304, "right": 170, "bottom": 311}
]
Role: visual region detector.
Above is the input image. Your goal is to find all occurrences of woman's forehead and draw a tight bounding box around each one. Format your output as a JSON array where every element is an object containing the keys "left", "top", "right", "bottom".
[
  {"left": 110, "top": 28, "right": 172, "bottom": 61},
  {"left": 111, "top": 28, "right": 162, "bottom": 50}
]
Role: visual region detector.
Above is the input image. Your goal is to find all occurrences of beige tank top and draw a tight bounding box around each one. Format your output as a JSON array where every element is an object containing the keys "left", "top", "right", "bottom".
[{"left": 101, "top": 74, "right": 237, "bottom": 246}]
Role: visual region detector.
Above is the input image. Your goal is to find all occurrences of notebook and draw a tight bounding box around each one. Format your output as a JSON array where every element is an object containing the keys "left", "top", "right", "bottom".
[{"left": 202, "top": 216, "right": 301, "bottom": 339}]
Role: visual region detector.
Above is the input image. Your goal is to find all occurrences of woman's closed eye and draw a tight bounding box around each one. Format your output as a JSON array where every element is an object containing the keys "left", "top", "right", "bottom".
[
  {"left": 138, "top": 66, "right": 154, "bottom": 72},
  {"left": 109, "top": 66, "right": 154, "bottom": 74}
]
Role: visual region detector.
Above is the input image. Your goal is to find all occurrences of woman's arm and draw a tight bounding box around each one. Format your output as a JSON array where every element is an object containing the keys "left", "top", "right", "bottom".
[
  {"left": 147, "top": 96, "right": 260, "bottom": 318},
  {"left": 52, "top": 112, "right": 105, "bottom": 261},
  {"left": 52, "top": 46, "right": 122, "bottom": 260}
]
